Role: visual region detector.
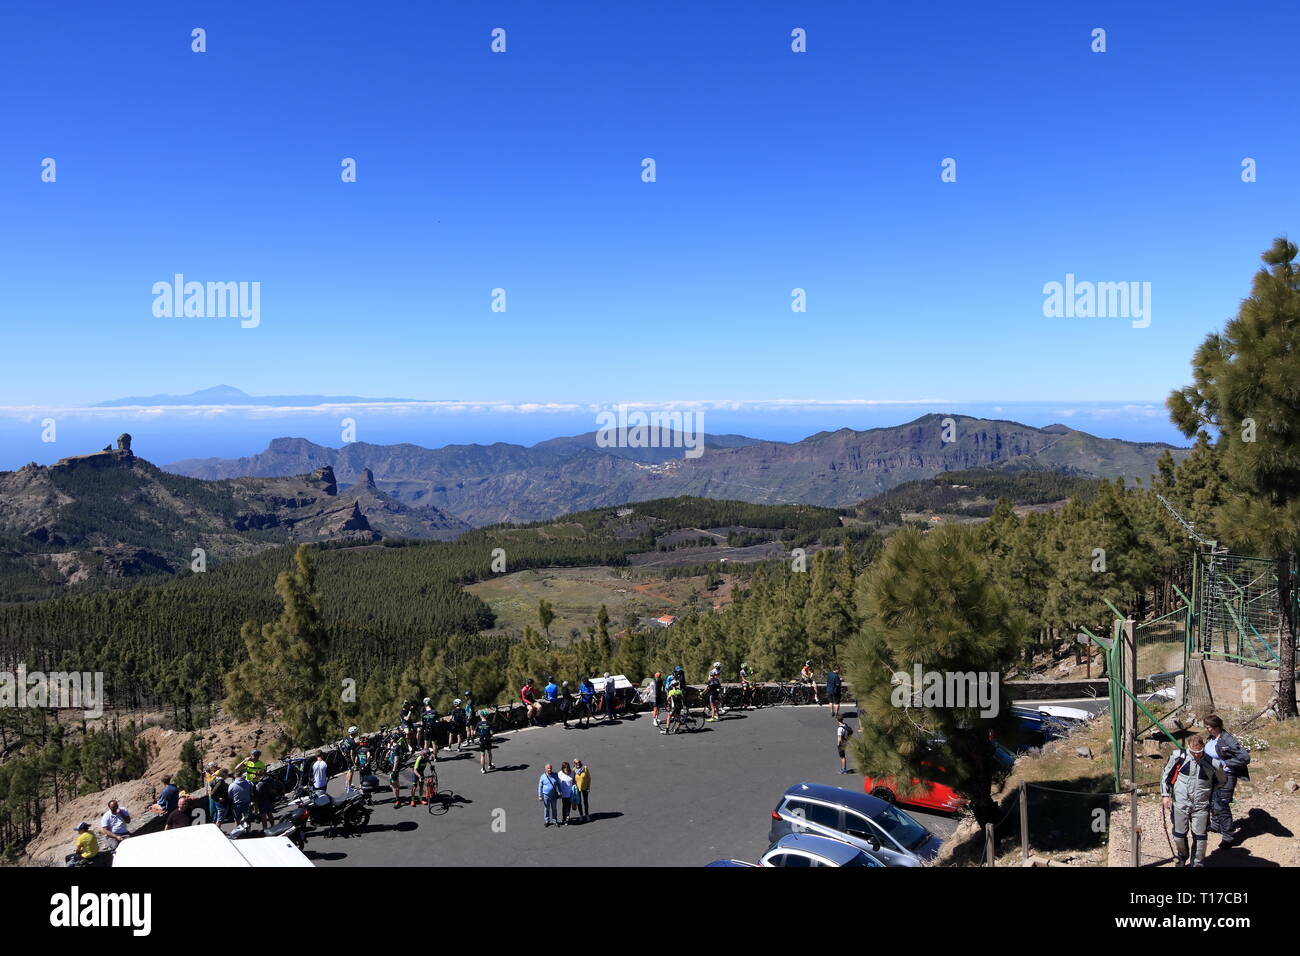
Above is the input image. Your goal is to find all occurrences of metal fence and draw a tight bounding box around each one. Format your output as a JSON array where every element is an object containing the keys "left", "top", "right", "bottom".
[{"left": 1195, "top": 550, "right": 1285, "bottom": 668}]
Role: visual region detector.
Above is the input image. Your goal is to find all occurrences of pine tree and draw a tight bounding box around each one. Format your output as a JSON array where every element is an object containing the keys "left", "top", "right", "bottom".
[
  {"left": 846, "top": 525, "right": 1027, "bottom": 825},
  {"left": 224, "top": 546, "right": 331, "bottom": 746},
  {"left": 1169, "top": 237, "right": 1300, "bottom": 717}
]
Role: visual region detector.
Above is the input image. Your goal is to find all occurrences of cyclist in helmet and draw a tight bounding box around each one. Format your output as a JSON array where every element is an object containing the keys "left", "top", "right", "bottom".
[
  {"left": 341, "top": 726, "right": 361, "bottom": 787},
  {"left": 451, "top": 698, "right": 468, "bottom": 751},
  {"left": 661, "top": 681, "right": 685, "bottom": 735},
  {"left": 420, "top": 700, "right": 440, "bottom": 757}
]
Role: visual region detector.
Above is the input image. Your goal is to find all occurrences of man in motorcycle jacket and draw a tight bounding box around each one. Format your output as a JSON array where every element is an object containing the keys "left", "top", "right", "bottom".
[{"left": 1159, "top": 734, "right": 1225, "bottom": 867}]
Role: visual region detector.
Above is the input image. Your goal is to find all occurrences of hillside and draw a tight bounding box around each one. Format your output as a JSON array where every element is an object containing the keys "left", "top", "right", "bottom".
[
  {"left": 0, "top": 436, "right": 465, "bottom": 600},
  {"left": 164, "top": 414, "right": 1186, "bottom": 525}
]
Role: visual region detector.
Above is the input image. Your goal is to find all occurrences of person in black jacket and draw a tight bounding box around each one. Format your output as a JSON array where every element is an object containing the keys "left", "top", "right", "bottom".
[{"left": 1204, "top": 714, "right": 1250, "bottom": 847}]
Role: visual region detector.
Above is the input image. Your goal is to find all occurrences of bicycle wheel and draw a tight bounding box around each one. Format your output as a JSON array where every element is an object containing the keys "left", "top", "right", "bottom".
[{"left": 427, "top": 779, "right": 450, "bottom": 815}]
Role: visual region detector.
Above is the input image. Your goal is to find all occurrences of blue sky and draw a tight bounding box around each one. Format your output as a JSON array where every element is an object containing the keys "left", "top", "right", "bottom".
[{"left": 2, "top": 1, "right": 1297, "bottom": 461}]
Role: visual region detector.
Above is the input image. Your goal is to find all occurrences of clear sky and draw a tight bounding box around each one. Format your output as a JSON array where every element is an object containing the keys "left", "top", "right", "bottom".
[{"left": 2, "top": 1, "right": 1297, "bottom": 417}]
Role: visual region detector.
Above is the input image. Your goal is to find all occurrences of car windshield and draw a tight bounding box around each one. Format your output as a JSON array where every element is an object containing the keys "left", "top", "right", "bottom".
[{"left": 870, "top": 802, "right": 932, "bottom": 851}]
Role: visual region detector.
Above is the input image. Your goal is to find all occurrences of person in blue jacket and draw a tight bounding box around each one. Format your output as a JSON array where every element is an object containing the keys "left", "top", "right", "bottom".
[{"left": 537, "top": 764, "right": 561, "bottom": 827}]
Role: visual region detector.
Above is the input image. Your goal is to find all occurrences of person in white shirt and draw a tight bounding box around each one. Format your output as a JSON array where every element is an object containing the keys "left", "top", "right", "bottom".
[
  {"left": 100, "top": 799, "right": 131, "bottom": 844},
  {"left": 311, "top": 751, "right": 329, "bottom": 792},
  {"left": 557, "top": 761, "right": 576, "bottom": 826}
]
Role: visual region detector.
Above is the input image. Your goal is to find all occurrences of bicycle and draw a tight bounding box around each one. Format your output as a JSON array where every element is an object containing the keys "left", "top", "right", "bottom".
[
  {"left": 421, "top": 767, "right": 450, "bottom": 815},
  {"left": 667, "top": 707, "right": 701, "bottom": 734},
  {"left": 277, "top": 753, "right": 312, "bottom": 797},
  {"left": 772, "top": 681, "right": 802, "bottom": 706}
]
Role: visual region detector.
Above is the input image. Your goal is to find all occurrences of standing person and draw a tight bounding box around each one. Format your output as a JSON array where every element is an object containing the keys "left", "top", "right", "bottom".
[
  {"left": 521, "top": 678, "right": 543, "bottom": 726},
  {"left": 420, "top": 699, "right": 439, "bottom": 751},
  {"left": 801, "top": 660, "right": 821, "bottom": 704},
  {"left": 705, "top": 668, "right": 722, "bottom": 722},
  {"left": 603, "top": 672, "right": 617, "bottom": 721},
  {"left": 476, "top": 710, "right": 496, "bottom": 773},
  {"left": 451, "top": 699, "right": 469, "bottom": 751},
  {"left": 208, "top": 770, "right": 230, "bottom": 825},
  {"left": 387, "top": 733, "right": 405, "bottom": 806},
  {"left": 1204, "top": 714, "right": 1251, "bottom": 848},
  {"left": 241, "top": 748, "right": 267, "bottom": 783},
  {"left": 558, "top": 681, "right": 574, "bottom": 730},
  {"left": 150, "top": 774, "right": 179, "bottom": 816},
  {"left": 410, "top": 746, "right": 433, "bottom": 807},
  {"left": 203, "top": 761, "right": 221, "bottom": 822},
  {"left": 1160, "top": 734, "right": 1223, "bottom": 867},
  {"left": 100, "top": 799, "right": 131, "bottom": 845},
  {"left": 651, "top": 672, "right": 666, "bottom": 727},
  {"left": 342, "top": 726, "right": 361, "bottom": 788},
  {"left": 311, "top": 751, "right": 329, "bottom": 793},
  {"left": 254, "top": 777, "right": 275, "bottom": 828},
  {"left": 573, "top": 758, "right": 591, "bottom": 823},
  {"left": 557, "top": 761, "right": 576, "bottom": 826},
  {"left": 229, "top": 773, "right": 253, "bottom": 826},
  {"left": 835, "top": 714, "right": 853, "bottom": 774},
  {"left": 825, "top": 664, "right": 843, "bottom": 717},
  {"left": 400, "top": 699, "right": 418, "bottom": 749},
  {"left": 578, "top": 677, "right": 596, "bottom": 728},
  {"left": 538, "top": 764, "right": 561, "bottom": 827}
]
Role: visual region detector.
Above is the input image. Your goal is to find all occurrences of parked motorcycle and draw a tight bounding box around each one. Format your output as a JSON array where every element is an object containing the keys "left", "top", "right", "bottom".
[{"left": 288, "top": 785, "right": 371, "bottom": 837}]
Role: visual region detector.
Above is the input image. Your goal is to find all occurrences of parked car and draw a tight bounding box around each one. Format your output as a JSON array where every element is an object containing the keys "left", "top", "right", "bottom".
[
  {"left": 769, "top": 782, "right": 942, "bottom": 866},
  {"left": 707, "top": 832, "right": 886, "bottom": 867},
  {"left": 863, "top": 735, "right": 1016, "bottom": 813}
]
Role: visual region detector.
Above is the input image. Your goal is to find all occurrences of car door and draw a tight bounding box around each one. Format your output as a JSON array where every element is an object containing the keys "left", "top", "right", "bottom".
[
  {"left": 841, "top": 808, "right": 911, "bottom": 866},
  {"left": 785, "top": 798, "right": 843, "bottom": 842}
]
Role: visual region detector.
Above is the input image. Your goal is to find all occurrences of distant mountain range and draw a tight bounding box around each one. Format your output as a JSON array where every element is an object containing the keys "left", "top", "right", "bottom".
[
  {"left": 165, "top": 414, "right": 1187, "bottom": 526},
  {"left": 0, "top": 435, "right": 466, "bottom": 596},
  {"left": 93, "top": 385, "right": 427, "bottom": 407}
]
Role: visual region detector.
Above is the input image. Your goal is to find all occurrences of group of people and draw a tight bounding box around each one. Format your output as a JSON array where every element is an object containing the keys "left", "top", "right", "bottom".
[
  {"left": 536, "top": 759, "right": 592, "bottom": 826},
  {"left": 524, "top": 674, "right": 620, "bottom": 728},
  {"left": 1158, "top": 714, "right": 1251, "bottom": 867}
]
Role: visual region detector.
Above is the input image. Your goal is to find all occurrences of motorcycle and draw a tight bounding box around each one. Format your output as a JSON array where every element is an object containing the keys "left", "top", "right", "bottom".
[
  {"left": 287, "top": 784, "right": 372, "bottom": 837},
  {"left": 228, "top": 806, "right": 309, "bottom": 850}
]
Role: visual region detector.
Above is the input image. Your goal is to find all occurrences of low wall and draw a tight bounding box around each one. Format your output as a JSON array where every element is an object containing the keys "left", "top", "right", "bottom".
[{"left": 1185, "top": 653, "right": 1298, "bottom": 718}]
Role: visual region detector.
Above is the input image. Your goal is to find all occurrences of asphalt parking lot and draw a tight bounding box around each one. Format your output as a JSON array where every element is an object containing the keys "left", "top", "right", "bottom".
[{"left": 307, "top": 704, "right": 958, "bottom": 867}]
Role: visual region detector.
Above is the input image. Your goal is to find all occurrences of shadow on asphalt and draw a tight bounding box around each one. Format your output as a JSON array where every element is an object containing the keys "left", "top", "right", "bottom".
[
  {"left": 304, "top": 849, "right": 348, "bottom": 862},
  {"left": 490, "top": 763, "right": 530, "bottom": 773}
]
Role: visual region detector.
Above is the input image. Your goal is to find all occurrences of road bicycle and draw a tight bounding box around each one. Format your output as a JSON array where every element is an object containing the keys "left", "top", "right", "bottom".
[
  {"left": 420, "top": 767, "right": 451, "bottom": 815},
  {"left": 277, "top": 752, "right": 312, "bottom": 797},
  {"left": 666, "top": 707, "right": 701, "bottom": 734}
]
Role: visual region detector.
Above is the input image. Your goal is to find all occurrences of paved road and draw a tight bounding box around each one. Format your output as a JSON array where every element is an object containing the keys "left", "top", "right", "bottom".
[{"left": 306, "top": 705, "right": 958, "bottom": 867}]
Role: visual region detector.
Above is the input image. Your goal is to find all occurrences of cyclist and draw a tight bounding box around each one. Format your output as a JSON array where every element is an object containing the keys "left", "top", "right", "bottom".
[
  {"left": 825, "top": 664, "right": 843, "bottom": 717},
  {"left": 400, "top": 699, "right": 418, "bottom": 749},
  {"left": 705, "top": 667, "right": 723, "bottom": 722},
  {"left": 661, "top": 682, "right": 684, "bottom": 735},
  {"left": 462, "top": 692, "right": 475, "bottom": 728},
  {"left": 451, "top": 698, "right": 468, "bottom": 751},
  {"left": 651, "top": 671, "right": 666, "bottom": 726},
  {"left": 240, "top": 748, "right": 267, "bottom": 783},
  {"left": 475, "top": 710, "right": 496, "bottom": 774},
  {"left": 739, "top": 662, "right": 756, "bottom": 709},
  {"left": 558, "top": 680, "right": 574, "bottom": 730},
  {"left": 387, "top": 732, "right": 405, "bottom": 806},
  {"left": 577, "top": 677, "right": 596, "bottom": 729},
  {"left": 800, "top": 660, "right": 821, "bottom": 704},
  {"left": 521, "top": 678, "right": 543, "bottom": 726},
  {"left": 341, "top": 726, "right": 361, "bottom": 787},
  {"left": 410, "top": 745, "right": 434, "bottom": 806},
  {"left": 420, "top": 700, "right": 440, "bottom": 755}
]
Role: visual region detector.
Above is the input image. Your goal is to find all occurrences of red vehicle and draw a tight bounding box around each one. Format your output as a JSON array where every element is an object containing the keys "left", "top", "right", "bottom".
[{"left": 862, "top": 762, "right": 968, "bottom": 814}]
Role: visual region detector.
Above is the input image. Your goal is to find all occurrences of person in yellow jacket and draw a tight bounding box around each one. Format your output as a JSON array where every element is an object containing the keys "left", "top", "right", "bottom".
[{"left": 573, "top": 758, "right": 591, "bottom": 823}]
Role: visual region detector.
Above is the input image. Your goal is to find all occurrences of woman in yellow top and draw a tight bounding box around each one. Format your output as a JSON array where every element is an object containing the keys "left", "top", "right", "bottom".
[
  {"left": 572, "top": 759, "right": 591, "bottom": 823},
  {"left": 68, "top": 822, "right": 98, "bottom": 865}
]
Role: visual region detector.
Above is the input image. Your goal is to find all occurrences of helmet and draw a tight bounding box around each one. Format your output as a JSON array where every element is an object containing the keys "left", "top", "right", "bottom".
[
  {"left": 712, "top": 661, "right": 721, "bottom": 668},
  {"left": 423, "top": 697, "right": 431, "bottom": 704},
  {"left": 805, "top": 660, "right": 812, "bottom": 667},
  {"left": 561, "top": 680, "right": 569, "bottom": 686},
  {"left": 453, "top": 698, "right": 462, "bottom": 706},
  {"left": 603, "top": 672, "right": 610, "bottom": 678},
  {"left": 674, "top": 665, "right": 683, "bottom": 673},
  {"left": 348, "top": 726, "right": 358, "bottom": 735},
  {"left": 250, "top": 749, "right": 261, "bottom": 757}
]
